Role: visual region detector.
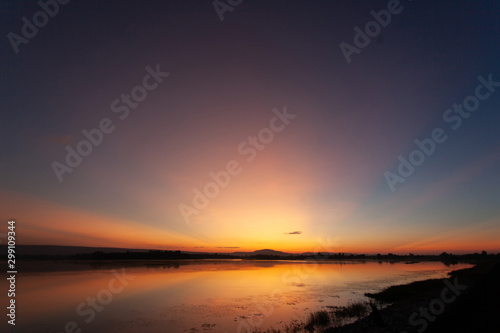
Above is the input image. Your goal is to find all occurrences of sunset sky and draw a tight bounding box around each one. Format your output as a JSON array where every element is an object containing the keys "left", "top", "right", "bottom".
[{"left": 1, "top": 0, "right": 499, "bottom": 254}]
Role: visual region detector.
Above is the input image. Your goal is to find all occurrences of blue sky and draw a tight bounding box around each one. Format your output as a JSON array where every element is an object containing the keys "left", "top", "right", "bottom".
[{"left": 1, "top": 0, "right": 499, "bottom": 253}]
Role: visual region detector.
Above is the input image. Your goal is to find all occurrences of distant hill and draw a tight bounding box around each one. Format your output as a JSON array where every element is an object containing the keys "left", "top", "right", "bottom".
[
  {"left": 230, "top": 249, "right": 292, "bottom": 257},
  {"left": 254, "top": 249, "right": 291, "bottom": 256}
]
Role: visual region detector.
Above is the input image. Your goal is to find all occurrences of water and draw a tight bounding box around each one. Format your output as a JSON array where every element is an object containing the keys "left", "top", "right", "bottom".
[{"left": 2, "top": 260, "right": 471, "bottom": 333}]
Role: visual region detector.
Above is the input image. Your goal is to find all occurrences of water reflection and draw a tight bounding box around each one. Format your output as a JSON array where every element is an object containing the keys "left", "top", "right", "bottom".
[{"left": 2, "top": 260, "right": 471, "bottom": 333}]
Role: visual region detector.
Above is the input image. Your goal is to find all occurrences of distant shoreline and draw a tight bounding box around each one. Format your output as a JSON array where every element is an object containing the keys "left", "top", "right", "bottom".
[
  {"left": 2, "top": 244, "right": 498, "bottom": 262},
  {"left": 4, "top": 256, "right": 477, "bottom": 274}
]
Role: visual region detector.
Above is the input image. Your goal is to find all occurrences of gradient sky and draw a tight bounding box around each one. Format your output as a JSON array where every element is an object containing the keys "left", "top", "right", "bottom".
[{"left": 1, "top": 0, "right": 499, "bottom": 254}]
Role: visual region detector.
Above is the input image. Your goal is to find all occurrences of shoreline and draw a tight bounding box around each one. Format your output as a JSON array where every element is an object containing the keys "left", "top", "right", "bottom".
[{"left": 324, "top": 260, "right": 500, "bottom": 332}]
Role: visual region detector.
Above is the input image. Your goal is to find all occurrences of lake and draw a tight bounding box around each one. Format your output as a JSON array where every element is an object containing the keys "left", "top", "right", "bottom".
[{"left": 2, "top": 260, "right": 472, "bottom": 333}]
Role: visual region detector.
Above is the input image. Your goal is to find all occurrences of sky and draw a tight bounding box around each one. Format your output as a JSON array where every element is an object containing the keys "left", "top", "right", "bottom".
[{"left": 1, "top": 0, "right": 499, "bottom": 254}]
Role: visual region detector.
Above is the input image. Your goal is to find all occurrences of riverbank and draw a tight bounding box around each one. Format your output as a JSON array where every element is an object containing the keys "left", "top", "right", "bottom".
[{"left": 325, "top": 260, "right": 500, "bottom": 332}]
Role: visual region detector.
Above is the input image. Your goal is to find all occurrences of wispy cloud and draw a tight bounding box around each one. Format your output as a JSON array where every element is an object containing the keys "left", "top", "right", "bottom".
[
  {"left": 217, "top": 246, "right": 240, "bottom": 248},
  {"left": 285, "top": 231, "right": 302, "bottom": 235}
]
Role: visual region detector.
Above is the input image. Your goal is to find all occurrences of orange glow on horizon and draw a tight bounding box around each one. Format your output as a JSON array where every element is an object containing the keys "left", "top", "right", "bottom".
[{"left": 2, "top": 189, "right": 499, "bottom": 255}]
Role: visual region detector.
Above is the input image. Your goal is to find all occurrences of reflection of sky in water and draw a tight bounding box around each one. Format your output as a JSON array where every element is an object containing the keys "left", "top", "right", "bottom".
[{"left": 2, "top": 261, "right": 471, "bottom": 333}]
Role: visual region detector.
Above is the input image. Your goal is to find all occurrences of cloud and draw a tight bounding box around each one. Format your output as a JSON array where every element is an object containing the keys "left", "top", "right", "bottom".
[
  {"left": 285, "top": 231, "right": 302, "bottom": 235},
  {"left": 217, "top": 246, "right": 240, "bottom": 248}
]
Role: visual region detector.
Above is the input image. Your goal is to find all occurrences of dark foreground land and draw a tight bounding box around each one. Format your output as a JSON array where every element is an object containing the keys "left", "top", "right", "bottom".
[{"left": 324, "top": 260, "right": 500, "bottom": 333}]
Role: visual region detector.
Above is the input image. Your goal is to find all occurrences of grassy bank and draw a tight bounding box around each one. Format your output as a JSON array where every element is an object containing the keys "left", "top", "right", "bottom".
[{"left": 252, "top": 301, "right": 374, "bottom": 332}]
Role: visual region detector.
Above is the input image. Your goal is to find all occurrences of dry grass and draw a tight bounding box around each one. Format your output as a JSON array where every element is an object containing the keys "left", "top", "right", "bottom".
[{"left": 253, "top": 301, "right": 371, "bottom": 333}]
